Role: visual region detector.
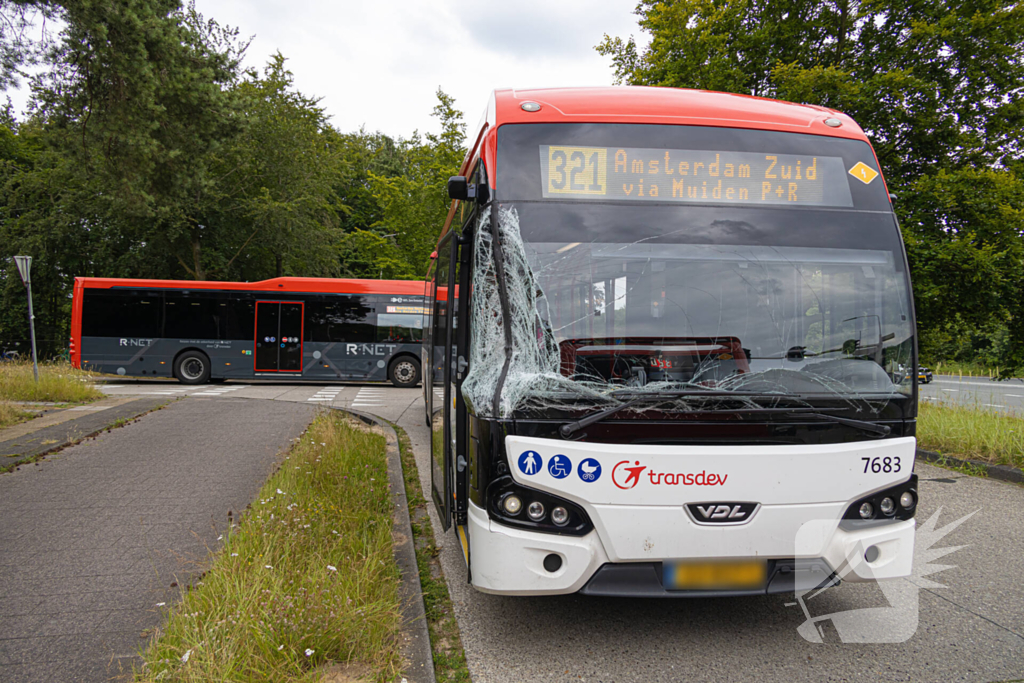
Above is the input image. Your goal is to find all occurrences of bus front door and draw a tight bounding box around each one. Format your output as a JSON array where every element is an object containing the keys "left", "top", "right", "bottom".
[{"left": 255, "top": 301, "right": 304, "bottom": 373}]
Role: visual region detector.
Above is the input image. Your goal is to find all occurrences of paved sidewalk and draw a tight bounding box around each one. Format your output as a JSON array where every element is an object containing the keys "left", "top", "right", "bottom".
[
  {"left": 0, "top": 397, "right": 173, "bottom": 469},
  {"left": 0, "top": 398, "right": 315, "bottom": 682}
]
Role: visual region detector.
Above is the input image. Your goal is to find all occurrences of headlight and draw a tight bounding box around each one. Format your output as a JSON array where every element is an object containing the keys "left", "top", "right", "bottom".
[
  {"left": 527, "top": 501, "right": 545, "bottom": 521},
  {"left": 858, "top": 502, "right": 874, "bottom": 519},
  {"left": 551, "top": 506, "right": 569, "bottom": 526},
  {"left": 502, "top": 495, "right": 522, "bottom": 515}
]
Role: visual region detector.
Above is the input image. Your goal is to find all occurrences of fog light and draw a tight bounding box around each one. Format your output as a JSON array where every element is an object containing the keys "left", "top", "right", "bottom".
[
  {"left": 527, "top": 501, "right": 545, "bottom": 521},
  {"left": 502, "top": 495, "right": 522, "bottom": 516},
  {"left": 865, "top": 545, "right": 880, "bottom": 563},
  {"left": 899, "top": 491, "right": 915, "bottom": 509},
  {"left": 858, "top": 502, "right": 874, "bottom": 519},
  {"left": 551, "top": 506, "right": 569, "bottom": 526},
  {"left": 879, "top": 497, "right": 895, "bottom": 515}
]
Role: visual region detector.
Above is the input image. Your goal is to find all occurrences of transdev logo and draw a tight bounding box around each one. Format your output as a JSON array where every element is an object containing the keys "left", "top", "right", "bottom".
[{"left": 612, "top": 460, "right": 728, "bottom": 490}]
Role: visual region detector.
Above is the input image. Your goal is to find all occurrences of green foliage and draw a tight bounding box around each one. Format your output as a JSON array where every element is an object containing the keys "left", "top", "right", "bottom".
[
  {"left": 598, "top": 0, "right": 1024, "bottom": 373},
  {"left": 0, "top": 1, "right": 465, "bottom": 352}
]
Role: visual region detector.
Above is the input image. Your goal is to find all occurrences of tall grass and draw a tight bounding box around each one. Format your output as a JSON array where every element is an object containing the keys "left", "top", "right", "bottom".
[
  {"left": 0, "top": 361, "right": 102, "bottom": 403},
  {"left": 918, "top": 402, "right": 1024, "bottom": 470},
  {"left": 138, "top": 412, "right": 402, "bottom": 683},
  {"left": 0, "top": 401, "right": 34, "bottom": 429}
]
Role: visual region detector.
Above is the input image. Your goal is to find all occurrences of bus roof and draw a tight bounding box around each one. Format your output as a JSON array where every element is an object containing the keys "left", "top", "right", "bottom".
[
  {"left": 489, "top": 87, "right": 866, "bottom": 140},
  {"left": 74, "top": 276, "right": 426, "bottom": 296},
  {"left": 463, "top": 86, "right": 871, "bottom": 178}
]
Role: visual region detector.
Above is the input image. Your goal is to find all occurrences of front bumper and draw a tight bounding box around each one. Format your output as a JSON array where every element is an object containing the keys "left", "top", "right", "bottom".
[{"left": 467, "top": 501, "right": 915, "bottom": 596}]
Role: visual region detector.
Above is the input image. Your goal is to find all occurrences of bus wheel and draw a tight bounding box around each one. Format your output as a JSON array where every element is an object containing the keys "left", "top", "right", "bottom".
[
  {"left": 389, "top": 357, "right": 421, "bottom": 388},
  {"left": 176, "top": 351, "right": 211, "bottom": 385}
]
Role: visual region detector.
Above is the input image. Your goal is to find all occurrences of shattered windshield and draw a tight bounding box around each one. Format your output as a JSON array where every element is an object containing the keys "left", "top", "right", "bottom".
[{"left": 462, "top": 124, "right": 914, "bottom": 419}]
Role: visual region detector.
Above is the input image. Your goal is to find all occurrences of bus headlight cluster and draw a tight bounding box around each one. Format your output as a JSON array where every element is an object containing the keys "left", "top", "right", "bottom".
[
  {"left": 844, "top": 474, "right": 918, "bottom": 523},
  {"left": 488, "top": 478, "right": 592, "bottom": 536}
]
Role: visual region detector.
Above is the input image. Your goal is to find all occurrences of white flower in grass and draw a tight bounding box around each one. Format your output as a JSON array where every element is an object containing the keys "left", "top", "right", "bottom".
[
  {"left": 305, "top": 648, "right": 315, "bottom": 657},
  {"left": 265, "top": 565, "right": 273, "bottom": 569},
  {"left": 181, "top": 649, "right": 192, "bottom": 664},
  {"left": 277, "top": 488, "right": 285, "bottom": 495},
  {"left": 156, "top": 602, "right": 166, "bottom": 607},
  {"left": 277, "top": 644, "right": 284, "bottom": 651},
  {"left": 327, "top": 565, "right": 337, "bottom": 572},
  {"left": 230, "top": 553, "right": 238, "bottom": 557}
]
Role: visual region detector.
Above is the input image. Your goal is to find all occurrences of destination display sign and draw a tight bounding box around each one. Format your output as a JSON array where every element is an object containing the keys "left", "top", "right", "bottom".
[
  {"left": 539, "top": 145, "right": 856, "bottom": 207},
  {"left": 386, "top": 305, "right": 428, "bottom": 314}
]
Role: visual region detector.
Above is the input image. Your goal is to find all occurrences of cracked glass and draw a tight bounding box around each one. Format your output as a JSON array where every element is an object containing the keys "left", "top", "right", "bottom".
[{"left": 462, "top": 124, "right": 914, "bottom": 419}]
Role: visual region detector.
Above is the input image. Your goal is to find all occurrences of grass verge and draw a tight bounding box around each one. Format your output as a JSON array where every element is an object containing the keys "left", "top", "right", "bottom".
[
  {"left": 928, "top": 360, "right": 1021, "bottom": 379},
  {"left": 0, "top": 361, "right": 102, "bottom": 403},
  {"left": 392, "top": 422, "right": 471, "bottom": 683},
  {"left": 0, "top": 401, "right": 35, "bottom": 429},
  {"left": 138, "top": 411, "right": 402, "bottom": 682},
  {"left": 918, "top": 402, "right": 1024, "bottom": 471}
]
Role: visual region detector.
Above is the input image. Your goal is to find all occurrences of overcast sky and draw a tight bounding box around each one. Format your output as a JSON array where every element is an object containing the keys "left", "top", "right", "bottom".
[{"left": 191, "top": 0, "right": 646, "bottom": 139}]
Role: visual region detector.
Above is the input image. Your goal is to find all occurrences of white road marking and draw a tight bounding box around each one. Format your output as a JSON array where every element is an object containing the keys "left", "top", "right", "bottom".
[
  {"left": 943, "top": 389, "right": 959, "bottom": 392},
  {"left": 984, "top": 403, "right": 1007, "bottom": 408},
  {"left": 190, "top": 392, "right": 224, "bottom": 396},
  {"left": 934, "top": 378, "right": 1024, "bottom": 388},
  {"left": 1007, "top": 394, "right": 1023, "bottom": 398}
]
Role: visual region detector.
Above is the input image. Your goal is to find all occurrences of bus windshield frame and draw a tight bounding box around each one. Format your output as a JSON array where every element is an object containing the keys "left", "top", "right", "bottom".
[{"left": 460, "top": 123, "right": 916, "bottom": 420}]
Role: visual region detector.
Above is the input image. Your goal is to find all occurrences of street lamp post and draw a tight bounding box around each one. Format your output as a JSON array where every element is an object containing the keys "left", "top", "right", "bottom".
[{"left": 13, "top": 256, "right": 39, "bottom": 382}]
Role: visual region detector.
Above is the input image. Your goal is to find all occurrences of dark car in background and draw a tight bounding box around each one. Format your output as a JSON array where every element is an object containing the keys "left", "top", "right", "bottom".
[{"left": 918, "top": 366, "right": 933, "bottom": 384}]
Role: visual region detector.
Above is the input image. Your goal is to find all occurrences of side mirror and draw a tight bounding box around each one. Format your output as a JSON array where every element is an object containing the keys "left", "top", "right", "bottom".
[
  {"left": 448, "top": 176, "right": 489, "bottom": 204},
  {"left": 448, "top": 176, "right": 471, "bottom": 200}
]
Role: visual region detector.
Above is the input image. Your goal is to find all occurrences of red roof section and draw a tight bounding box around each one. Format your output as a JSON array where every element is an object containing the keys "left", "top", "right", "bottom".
[
  {"left": 488, "top": 86, "right": 868, "bottom": 141},
  {"left": 75, "top": 276, "right": 426, "bottom": 296}
]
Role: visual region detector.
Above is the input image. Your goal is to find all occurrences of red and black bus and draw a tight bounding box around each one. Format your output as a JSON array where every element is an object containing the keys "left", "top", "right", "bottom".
[{"left": 71, "top": 277, "right": 426, "bottom": 387}]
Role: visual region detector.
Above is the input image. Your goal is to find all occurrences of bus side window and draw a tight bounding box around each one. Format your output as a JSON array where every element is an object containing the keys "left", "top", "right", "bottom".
[
  {"left": 307, "top": 295, "right": 375, "bottom": 343},
  {"left": 164, "top": 294, "right": 221, "bottom": 340},
  {"left": 82, "top": 291, "right": 162, "bottom": 338}
]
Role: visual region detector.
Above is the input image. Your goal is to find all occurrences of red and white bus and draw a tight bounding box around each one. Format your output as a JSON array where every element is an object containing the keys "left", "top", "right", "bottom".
[
  {"left": 425, "top": 87, "right": 919, "bottom": 596},
  {"left": 71, "top": 277, "right": 426, "bottom": 387}
]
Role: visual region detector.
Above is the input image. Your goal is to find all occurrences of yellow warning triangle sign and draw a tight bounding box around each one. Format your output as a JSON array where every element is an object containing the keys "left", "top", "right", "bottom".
[{"left": 849, "top": 162, "right": 878, "bottom": 184}]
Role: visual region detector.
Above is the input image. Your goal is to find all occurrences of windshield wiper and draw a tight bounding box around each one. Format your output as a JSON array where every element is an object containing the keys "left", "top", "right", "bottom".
[
  {"left": 785, "top": 412, "right": 891, "bottom": 437},
  {"left": 558, "top": 391, "right": 891, "bottom": 438},
  {"left": 558, "top": 390, "right": 797, "bottom": 438}
]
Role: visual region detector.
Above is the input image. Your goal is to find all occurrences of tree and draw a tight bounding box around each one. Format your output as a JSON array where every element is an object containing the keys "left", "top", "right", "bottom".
[
  {"left": 33, "top": 0, "right": 248, "bottom": 280},
  {"left": 364, "top": 88, "right": 465, "bottom": 278},
  {"left": 598, "top": 0, "right": 1024, "bottom": 372},
  {"left": 212, "top": 53, "right": 344, "bottom": 280}
]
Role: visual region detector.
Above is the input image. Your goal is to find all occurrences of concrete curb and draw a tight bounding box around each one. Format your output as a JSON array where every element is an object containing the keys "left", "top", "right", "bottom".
[
  {"left": 337, "top": 408, "right": 435, "bottom": 683},
  {"left": 917, "top": 448, "right": 1024, "bottom": 485}
]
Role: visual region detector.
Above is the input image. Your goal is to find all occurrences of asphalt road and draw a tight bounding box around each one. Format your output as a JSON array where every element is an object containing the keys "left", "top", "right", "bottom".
[
  {"left": 0, "top": 395, "right": 315, "bottom": 682},
  {"left": 94, "top": 380, "right": 1024, "bottom": 682},
  {"left": 921, "top": 375, "right": 1024, "bottom": 415}
]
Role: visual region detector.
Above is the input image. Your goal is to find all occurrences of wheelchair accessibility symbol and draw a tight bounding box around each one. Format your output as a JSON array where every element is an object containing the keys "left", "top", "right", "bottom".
[
  {"left": 548, "top": 454, "right": 571, "bottom": 479},
  {"left": 578, "top": 458, "right": 602, "bottom": 482}
]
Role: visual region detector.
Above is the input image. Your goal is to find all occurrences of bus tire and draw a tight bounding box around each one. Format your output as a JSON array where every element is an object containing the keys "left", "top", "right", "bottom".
[
  {"left": 389, "top": 357, "right": 421, "bottom": 388},
  {"left": 175, "top": 351, "right": 211, "bottom": 385}
]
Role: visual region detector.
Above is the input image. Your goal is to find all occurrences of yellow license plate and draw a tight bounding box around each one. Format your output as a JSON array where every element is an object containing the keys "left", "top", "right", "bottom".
[{"left": 664, "top": 560, "right": 767, "bottom": 590}]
